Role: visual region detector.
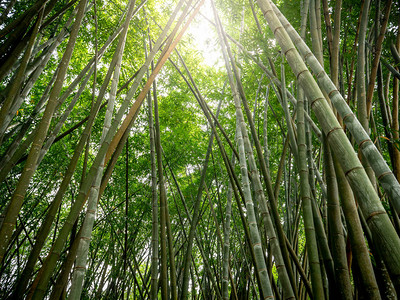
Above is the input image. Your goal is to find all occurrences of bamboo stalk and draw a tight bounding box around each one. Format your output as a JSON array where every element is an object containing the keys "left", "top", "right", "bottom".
[
  {"left": 0, "top": 0, "right": 89, "bottom": 267},
  {"left": 271, "top": 2, "right": 400, "bottom": 216},
  {"left": 259, "top": 0, "right": 400, "bottom": 290}
]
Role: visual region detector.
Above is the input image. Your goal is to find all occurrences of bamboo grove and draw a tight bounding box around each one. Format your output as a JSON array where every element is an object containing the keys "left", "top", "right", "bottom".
[{"left": 1, "top": 0, "right": 400, "bottom": 298}]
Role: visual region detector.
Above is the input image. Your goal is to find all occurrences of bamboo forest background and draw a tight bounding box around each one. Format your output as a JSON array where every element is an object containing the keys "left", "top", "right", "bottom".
[{"left": 1, "top": 0, "right": 400, "bottom": 298}]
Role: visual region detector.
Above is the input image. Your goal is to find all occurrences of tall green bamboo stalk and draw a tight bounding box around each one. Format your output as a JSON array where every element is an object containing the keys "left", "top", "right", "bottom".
[
  {"left": 68, "top": 1, "right": 137, "bottom": 297},
  {"left": 11, "top": 6, "right": 132, "bottom": 297},
  {"left": 332, "top": 155, "right": 381, "bottom": 298},
  {"left": 222, "top": 154, "right": 235, "bottom": 300},
  {"left": 213, "top": 2, "right": 273, "bottom": 298},
  {"left": 271, "top": 3, "right": 400, "bottom": 215},
  {"left": 324, "top": 141, "right": 352, "bottom": 300},
  {"left": 295, "top": 59, "right": 325, "bottom": 300},
  {"left": 0, "top": 0, "right": 88, "bottom": 265},
  {"left": 153, "top": 75, "right": 170, "bottom": 300},
  {"left": 28, "top": 1, "right": 189, "bottom": 296},
  {"left": 215, "top": 13, "right": 299, "bottom": 298},
  {"left": 0, "top": 8, "right": 43, "bottom": 146},
  {"left": 146, "top": 33, "right": 159, "bottom": 300},
  {"left": 219, "top": 11, "right": 297, "bottom": 299},
  {"left": 356, "top": 0, "right": 377, "bottom": 190},
  {"left": 261, "top": 2, "right": 400, "bottom": 289}
]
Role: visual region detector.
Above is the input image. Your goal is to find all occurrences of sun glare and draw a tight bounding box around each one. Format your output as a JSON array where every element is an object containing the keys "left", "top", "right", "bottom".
[{"left": 186, "top": 0, "right": 224, "bottom": 68}]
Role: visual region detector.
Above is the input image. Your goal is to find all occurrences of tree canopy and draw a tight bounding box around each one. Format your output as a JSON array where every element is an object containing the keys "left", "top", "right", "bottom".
[{"left": 0, "top": 0, "right": 400, "bottom": 299}]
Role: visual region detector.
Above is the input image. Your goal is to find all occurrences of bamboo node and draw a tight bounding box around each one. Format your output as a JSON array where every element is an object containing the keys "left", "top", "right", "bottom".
[
  {"left": 377, "top": 171, "right": 393, "bottom": 181},
  {"left": 284, "top": 46, "right": 297, "bottom": 57},
  {"left": 366, "top": 210, "right": 387, "bottom": 224},
  {"left": 342, "top": 112, "right": 354, "bottom": 122},
  {"left": 273, "top": 25, "right": 284, "bottom": 36},
  {"left": 303, "top": 51, "right": 313, "bottom": 61},
  {"left": 262, "top": 8, "right": 273, "bottom": 18},
  {"left": 326, "top": 126, "right": 342, "bottom": 139},
  {"left": 358, "top": 139, "right": 372, "bottom": 149},
  {"left": 296, "top": 68, "right": 308, "bottom": 81},
  {"left": 328, "top": 89, "right": 339, "bottom": 98},
  {"left": 344, "top": 166, "right": 364, "bottom": 177}
]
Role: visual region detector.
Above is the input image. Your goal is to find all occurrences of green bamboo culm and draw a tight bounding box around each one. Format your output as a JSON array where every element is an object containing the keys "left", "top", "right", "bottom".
[
  {"left": 68, "top": 0, "right": 138, "bottom": 297},
  {"left": 0, "top": 0, "right": 89, "bottom": 266},
  {"left": 257, "top": 0, "right": 400, "bottom": 290},
  {"left": 324, "top": 141, "right": 353, "bottom": 300},
  {"left": 294, "top": 55, "right": 325, "bottom": 299},
  {"left": 212, "top": 0, "right": 273, "bottom": 298},
  {"left": 270, "top": 1, "right": 400, "bottom": 217},
  {"left": 216, "top": 5, "right": 296, "bottom": 298},
  {"left": 28, "top": 1, "right": 189, "bottom": 296}
]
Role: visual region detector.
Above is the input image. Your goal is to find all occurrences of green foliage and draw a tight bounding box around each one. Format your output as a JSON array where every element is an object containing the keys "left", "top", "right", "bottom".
[{"left": 1, "top": 0, "right": 400, "bottom": 298}]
